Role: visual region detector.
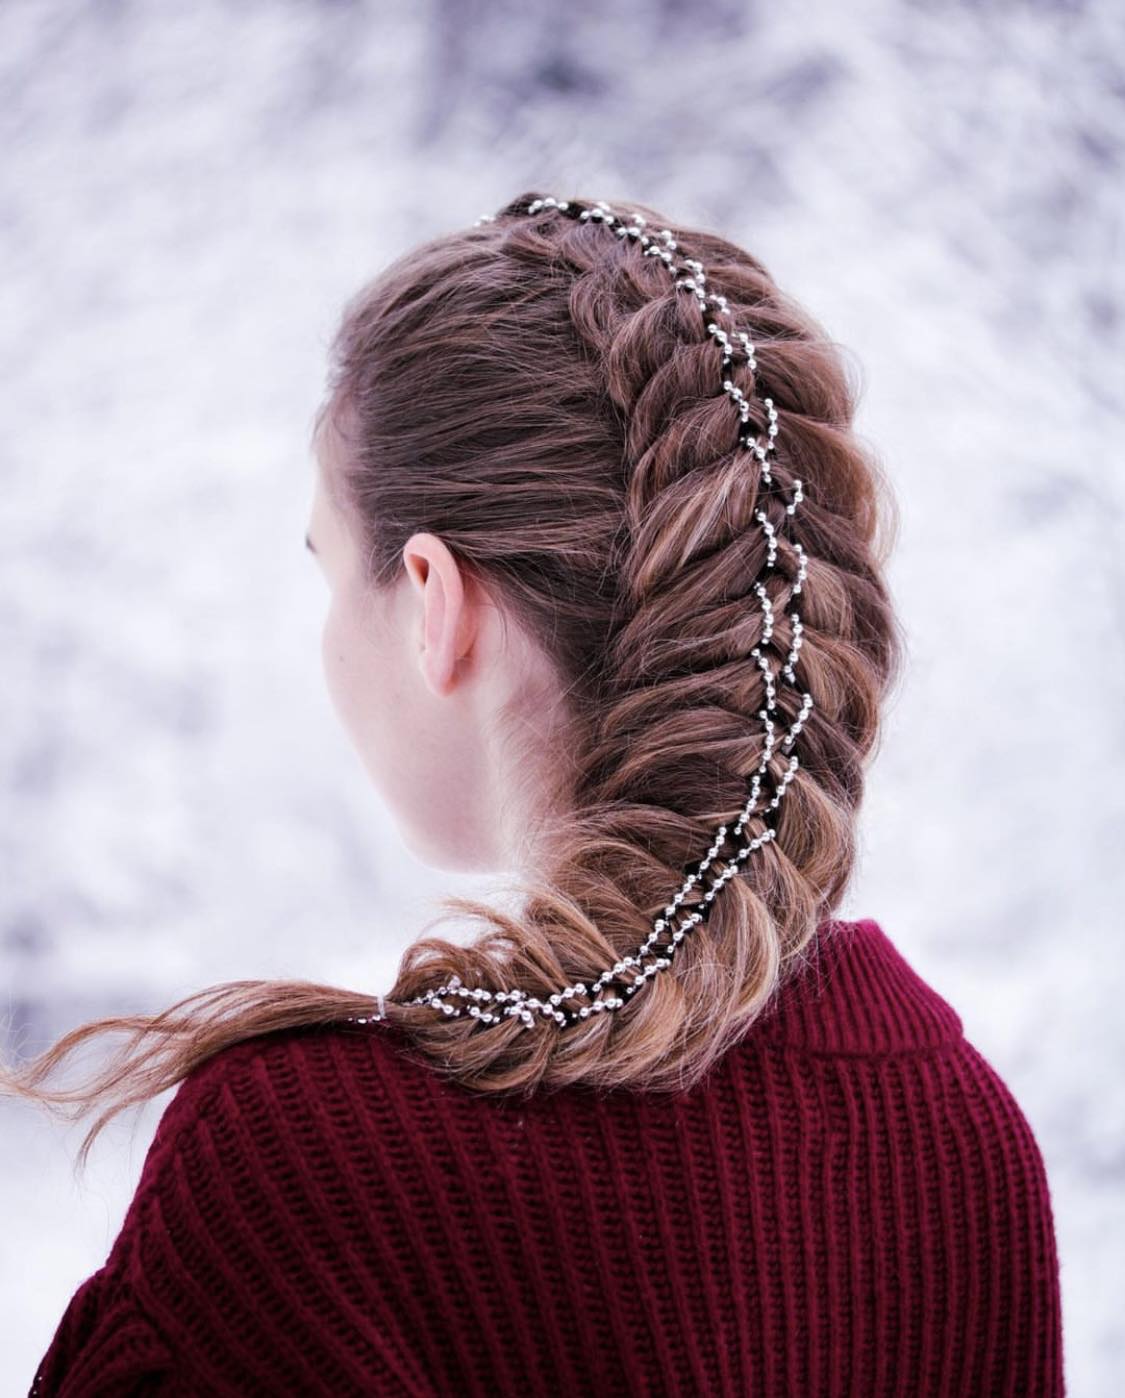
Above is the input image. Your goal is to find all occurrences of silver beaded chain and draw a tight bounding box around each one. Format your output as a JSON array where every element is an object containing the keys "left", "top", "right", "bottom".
[{"left": 349, "top": 195, "right": 815, "bottom": 1033}]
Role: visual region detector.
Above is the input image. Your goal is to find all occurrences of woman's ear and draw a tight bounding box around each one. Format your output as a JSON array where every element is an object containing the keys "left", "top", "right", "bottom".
[{"left": 402, "top": 533, "right": 472, "bottom": 698}]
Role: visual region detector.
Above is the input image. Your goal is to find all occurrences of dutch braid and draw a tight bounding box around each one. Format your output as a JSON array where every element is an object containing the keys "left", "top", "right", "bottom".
[
  {"left": 1, "top": 190, "right": 906, "bottom": 1162},
  {"left": 373, "top": 197, "right": 812, "bottom": 1036},
  {"left": 360, "top": 191, "right": 906, "bottom": 1094}
]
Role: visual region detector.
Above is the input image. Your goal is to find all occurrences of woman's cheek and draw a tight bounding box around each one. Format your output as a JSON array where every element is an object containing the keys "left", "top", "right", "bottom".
[
  {"left": 320, "top": 595, "right": 358, "bottom": 733},
  {"left": 320, "top": 586, "right": 391, "bottom": 763}
]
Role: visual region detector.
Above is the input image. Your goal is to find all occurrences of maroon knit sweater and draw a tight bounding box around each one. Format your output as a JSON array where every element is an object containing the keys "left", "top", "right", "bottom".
[{"left": 29, "top": 917, "right": 1065, "bottom": 1396}]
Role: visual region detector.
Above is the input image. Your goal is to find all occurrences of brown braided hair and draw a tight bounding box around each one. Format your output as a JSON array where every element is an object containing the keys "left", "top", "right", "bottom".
[{"left": 1, "top": 190, "right": 907, "bottom": 1172}]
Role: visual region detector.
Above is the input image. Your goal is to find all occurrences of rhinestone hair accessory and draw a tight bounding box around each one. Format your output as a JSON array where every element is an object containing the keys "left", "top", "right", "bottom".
[{"left": 350, "top": 195, "right": 814, "bottom": 1033}]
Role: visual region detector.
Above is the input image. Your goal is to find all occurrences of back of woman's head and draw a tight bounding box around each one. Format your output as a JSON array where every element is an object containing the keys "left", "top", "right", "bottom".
[
  {"left": 322, "top": 189, "right": 906, "bottom": 1092},
  {"left": 2, "top": 189, "right": 907, "bottom": 1164}
]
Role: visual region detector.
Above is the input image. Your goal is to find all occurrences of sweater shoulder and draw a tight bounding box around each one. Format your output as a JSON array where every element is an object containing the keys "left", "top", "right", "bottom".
[
  {"left": 102, "top": 1022, "right": 430, "bottom": 1290},
  {"left": 751, "top": 917, "right": 967, "bottom": 1056},
  {"left": 116, "top": 1019, "right": 423, "bottom": 1235},
  {"left": 150, "top": 1018, "right": 418, "bottom": 1134},
  {"left": 31, "top": 1024, "right": 437, "bottom": 1395}
]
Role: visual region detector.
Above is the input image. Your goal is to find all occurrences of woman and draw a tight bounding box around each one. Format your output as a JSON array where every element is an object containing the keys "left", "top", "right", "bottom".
[{"left": 13, "top": 191, "right": 1064, "bottom": 1395}]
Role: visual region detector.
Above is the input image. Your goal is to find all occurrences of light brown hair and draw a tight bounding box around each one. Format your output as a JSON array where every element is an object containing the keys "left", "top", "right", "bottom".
[{"left": 2, "top": 190, "right": 907, "bottom": 1174}]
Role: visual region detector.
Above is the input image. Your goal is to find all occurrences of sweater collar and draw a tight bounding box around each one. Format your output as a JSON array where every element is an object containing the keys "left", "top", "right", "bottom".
[{"left": 750, "top": 917, "right": 964, "bottom": 1055}]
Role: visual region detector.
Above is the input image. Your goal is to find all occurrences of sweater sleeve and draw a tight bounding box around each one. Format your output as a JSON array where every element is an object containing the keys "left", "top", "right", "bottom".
[
  {"left": 28, "top": 1264, "right": 183, "bottom": 1397},
  {"left": 28, "top": 1030, "right": 427, "bottom": 1398},
  {"left": 949, "top": 1037, "right": 1067, "bottom": 1395},
  {"left": 27, "top": 1042, "right": 260, "bottom": 1398}
]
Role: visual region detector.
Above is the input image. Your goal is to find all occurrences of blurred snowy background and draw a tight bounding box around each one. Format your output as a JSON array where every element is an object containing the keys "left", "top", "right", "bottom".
[{"left": 1, "top": 0, "right": 1122, "bottom": 1390}]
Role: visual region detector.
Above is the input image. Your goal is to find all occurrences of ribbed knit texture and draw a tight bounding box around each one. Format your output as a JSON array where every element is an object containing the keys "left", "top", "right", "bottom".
[{"left": 29, "top": 917, "right": 1065, "bottom": 1396}]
